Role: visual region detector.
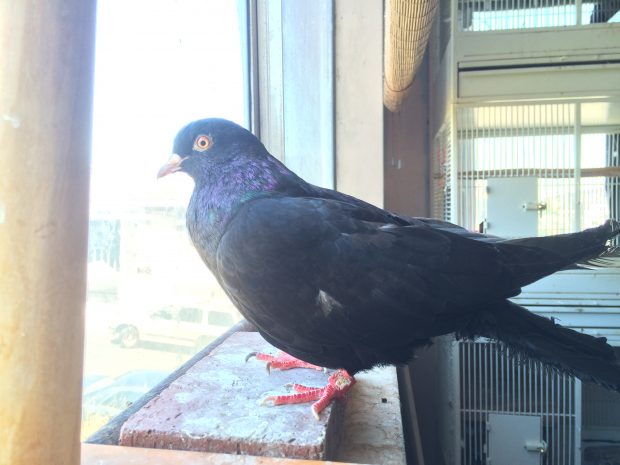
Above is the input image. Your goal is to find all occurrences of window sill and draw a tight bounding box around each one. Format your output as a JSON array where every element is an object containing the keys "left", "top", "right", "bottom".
[{"left": 86, "top": 322, "right": 405, "bottom": 464}]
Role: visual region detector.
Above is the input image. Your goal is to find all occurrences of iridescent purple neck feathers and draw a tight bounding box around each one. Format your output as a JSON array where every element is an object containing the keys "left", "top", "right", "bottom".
[{"left": 185, "top": 154, "right": 305, "bottom": 270}]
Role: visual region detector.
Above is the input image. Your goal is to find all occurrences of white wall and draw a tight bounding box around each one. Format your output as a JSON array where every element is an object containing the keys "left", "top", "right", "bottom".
[{"left": 335, "top": 0, "right": 385, "bottom": 207}]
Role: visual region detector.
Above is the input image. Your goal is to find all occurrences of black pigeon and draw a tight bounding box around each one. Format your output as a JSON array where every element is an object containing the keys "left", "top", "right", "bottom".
[{"left": 159, "top": 118, "right": 620, "bottom": 403}]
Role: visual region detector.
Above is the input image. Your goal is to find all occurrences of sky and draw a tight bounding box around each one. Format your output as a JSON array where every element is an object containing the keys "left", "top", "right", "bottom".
[{"left": 90, "top": 0, "right": 247, "bottom": 211}]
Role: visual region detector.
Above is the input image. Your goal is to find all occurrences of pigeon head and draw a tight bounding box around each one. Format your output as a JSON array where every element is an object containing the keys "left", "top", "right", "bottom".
[{"left": 157, "top": 118, "right": 264, "bottom": 180}]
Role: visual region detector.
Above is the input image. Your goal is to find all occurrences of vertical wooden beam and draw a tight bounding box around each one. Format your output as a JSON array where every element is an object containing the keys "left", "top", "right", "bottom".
[{"left": 0, "top": 2, "right": 96, "bottom": 465}]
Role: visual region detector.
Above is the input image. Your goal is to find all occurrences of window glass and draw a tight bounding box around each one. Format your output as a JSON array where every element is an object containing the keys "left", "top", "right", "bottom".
[
  {"left": 83, "top": 0, "right": 247, "bottom": 439},
  {"left": 208, "top": 310, "right": 236, "bottom": 327},
  {"left": 178, "top": 308, "right": 202, "bottom": 323}
]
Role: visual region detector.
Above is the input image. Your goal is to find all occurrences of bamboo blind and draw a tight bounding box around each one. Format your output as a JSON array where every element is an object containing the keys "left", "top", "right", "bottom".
[{"left": 384, "top": 0, "right": 439, "bottom": 112}]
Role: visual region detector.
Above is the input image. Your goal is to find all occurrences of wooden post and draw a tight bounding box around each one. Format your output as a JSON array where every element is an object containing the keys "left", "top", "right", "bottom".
[{"left": 0, "top": 2, "right": 96, "bottom": 465}]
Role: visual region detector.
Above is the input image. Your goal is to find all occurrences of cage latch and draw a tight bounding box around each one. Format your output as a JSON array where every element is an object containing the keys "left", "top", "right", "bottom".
[
  {"left": 522, "top": 201, "right": 547, "bottom": 212},
  {"left": 524, "top": 439, "right": 548, "bottom": 454}
]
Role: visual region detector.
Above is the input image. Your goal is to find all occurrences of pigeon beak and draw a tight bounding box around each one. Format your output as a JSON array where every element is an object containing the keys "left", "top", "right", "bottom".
[{"left": 157, "top": 154, "right": 186, "bottom": 178}]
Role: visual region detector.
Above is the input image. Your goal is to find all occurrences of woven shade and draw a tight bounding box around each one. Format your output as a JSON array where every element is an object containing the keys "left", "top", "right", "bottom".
[{"left": 384, "top": 0, "right": 439, "bottom": 112}]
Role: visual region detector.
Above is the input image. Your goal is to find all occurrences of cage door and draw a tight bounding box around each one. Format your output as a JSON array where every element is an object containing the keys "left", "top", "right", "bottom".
[
  {"left": 487, "top": 177, "right": 541, "bottom": 238},
  {"left": 488, "top": 413, "right": 545, "bottom": 465}
]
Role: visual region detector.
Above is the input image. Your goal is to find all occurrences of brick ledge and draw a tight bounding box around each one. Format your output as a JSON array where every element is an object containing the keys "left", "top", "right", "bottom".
[{"left": 86, "top": 322, "right": 406, "bottom": 465}]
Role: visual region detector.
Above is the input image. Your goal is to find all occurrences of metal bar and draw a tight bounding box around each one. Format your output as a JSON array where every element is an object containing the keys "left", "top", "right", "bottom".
[
  {"left": 518, "top": 105, "right": 523, "bottom": 179},
  {"left": 517, "top": 351, "right": 522, "bottom": 414},
  {"left": 511, "top": 105, "right": 517, "bottom": 181},
  {"left": 526, "top": 105, "right": 532, "bottom": 178},
  {"left": 567, "top": 103, "right": 573, "bottom": 233},
  {"left": 450, "top": 0, "right": 459, "bottom": 226},
  {"left": 549, "top": 372, "right": 559, "bottom": 465},
  {"left": 511, "top": 348, "right": 515, "bottom": 413},
  {"left": 547, "top": 104, "right": 563, "bottom": 234},
  {"left": 486, "top": 344, "right": 491, "bottom": 465},
  {"left": 474, "top": 342, "right": 482, "bottom": 463},
  {"left": 501, "top": 344, "right": 505, "bottom": 413},
  {"left": 536, "top": 103, "right": 542, "bottom": 234},
  {"left": 575, "top": 378, "right": 582, "bottom": 465},
  {"left": 551, "top": 103, "right": 557, "bottom": 235},
  {"left": 545, "top": 365, "right": 549, "bottom": 464},
  {"left": 494, "top": 343, "right": 499, "bottom": 412},
  {"left": 528, "top": 359, "right": 532, "bottom": 415},
  {"left": 574, "top": 103, "right": 582, "bottom": 232},
  {"left": 468, "top": 343, "right": 473, "bottom": 465},
  {"left": 246, "top": 0, "right": 261, "bottom": 135},
  {"left": 460, "top": 346, "right": 464, "bottom": 465},
  {"left": 462, "top": 109, "right": 469, "bottom": 228},
  {"left": 568, "top": 376, "right": 573, "bottom": 464},
  {"left": 562, "top": 374, "right": 566, "bottom": 465},
  {"left": 534, "top": 360, "right": 539, "bottom": 417},
  {"left": 540, "top": 363, "right": 545, "bottom": 465},
  {"left": 485, "top": 343, "right": 490, "bottom": 416},
  {"left": 458, "top": 343, "right": 463, "bottom": 464},
  {"left": 448, "top": 124, "right": 453, "bottom": 223}
]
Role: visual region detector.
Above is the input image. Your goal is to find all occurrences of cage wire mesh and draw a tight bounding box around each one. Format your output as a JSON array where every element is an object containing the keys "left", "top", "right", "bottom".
[
  {"left": 581, "top": 348, "right": 620, "bottom": 462},
  {"left": 460, "top": 341, "right": 577, "bottom": 465},
  {"left": 453, "top": 102, "right": 620, "bottom": 240},
  {"left": 583, "top": 381, "right": 620, "bottom": 430},
  {"left": 458, "top": 0, "right": 620, "bottom": 31},
  {"left": 432, "top": 122, "right": 453, "bottom": 222},
  {"left": 432, "top": 100, "right": 620, "bottom": 464}
]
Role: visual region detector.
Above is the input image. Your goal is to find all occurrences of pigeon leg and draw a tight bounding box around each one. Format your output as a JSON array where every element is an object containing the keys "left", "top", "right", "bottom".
[
  {"left": 261, "top": 369, "right": 356, "bottom": 420},
  {"left": 246, "top": 350, "right": 325, "bottom": 372}
]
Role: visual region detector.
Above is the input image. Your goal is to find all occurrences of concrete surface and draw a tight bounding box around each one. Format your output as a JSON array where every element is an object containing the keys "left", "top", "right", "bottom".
[
  {"left": 119, "top": 332, "right": 345, "bottom": 460},
  {"left": 118, "top": 331, "right": 406, "bottom": 464}
]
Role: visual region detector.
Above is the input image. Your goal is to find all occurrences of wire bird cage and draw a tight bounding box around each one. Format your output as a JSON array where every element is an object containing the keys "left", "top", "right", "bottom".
[
  {"left": 432, "top": 100, "right": 620, "bottom": 465},
  {"left": 453, "top": 102, "right": 620, "bottom": 240},
  {"left": 458, "top": 0, "right": 620, "bottom": 31},
  {"left": 459, "top": 341, "right": 578, "bottom": 465}
]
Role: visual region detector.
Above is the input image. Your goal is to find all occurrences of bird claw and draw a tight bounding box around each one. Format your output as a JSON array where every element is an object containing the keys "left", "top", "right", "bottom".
[
  {"left": 259, "top": 395, "right": 278, "bottom": 407},
  {"left": 259, "top": 370, "right": 356, "bottom": 420},
  {"left": 248, "top": 351, "right": 355, "bottom": 418},
  {"left": 245, "top": 351, "right": 324, "bottom": 372},
  {"left": 245, "top": 352, "right": 274, "bottom": 373}
]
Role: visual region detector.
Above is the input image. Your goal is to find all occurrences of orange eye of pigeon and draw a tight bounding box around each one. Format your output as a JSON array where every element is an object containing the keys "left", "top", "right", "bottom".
[{"left": 193, "top": 135, "right": 211, "bottom": 152}]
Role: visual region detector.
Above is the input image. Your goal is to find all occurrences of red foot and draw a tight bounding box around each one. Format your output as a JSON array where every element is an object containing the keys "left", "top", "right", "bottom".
[
  {"left": 246, "top": 351, "right": 324, "bottom": 373},
  {"left": 261, "top": 370, "right": 356, "bottom": 420}
]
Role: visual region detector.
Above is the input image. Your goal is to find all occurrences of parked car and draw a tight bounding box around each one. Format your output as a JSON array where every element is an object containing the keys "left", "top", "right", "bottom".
[{"left": 109, "top": 305, "right": 239, "bottom": 349}]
